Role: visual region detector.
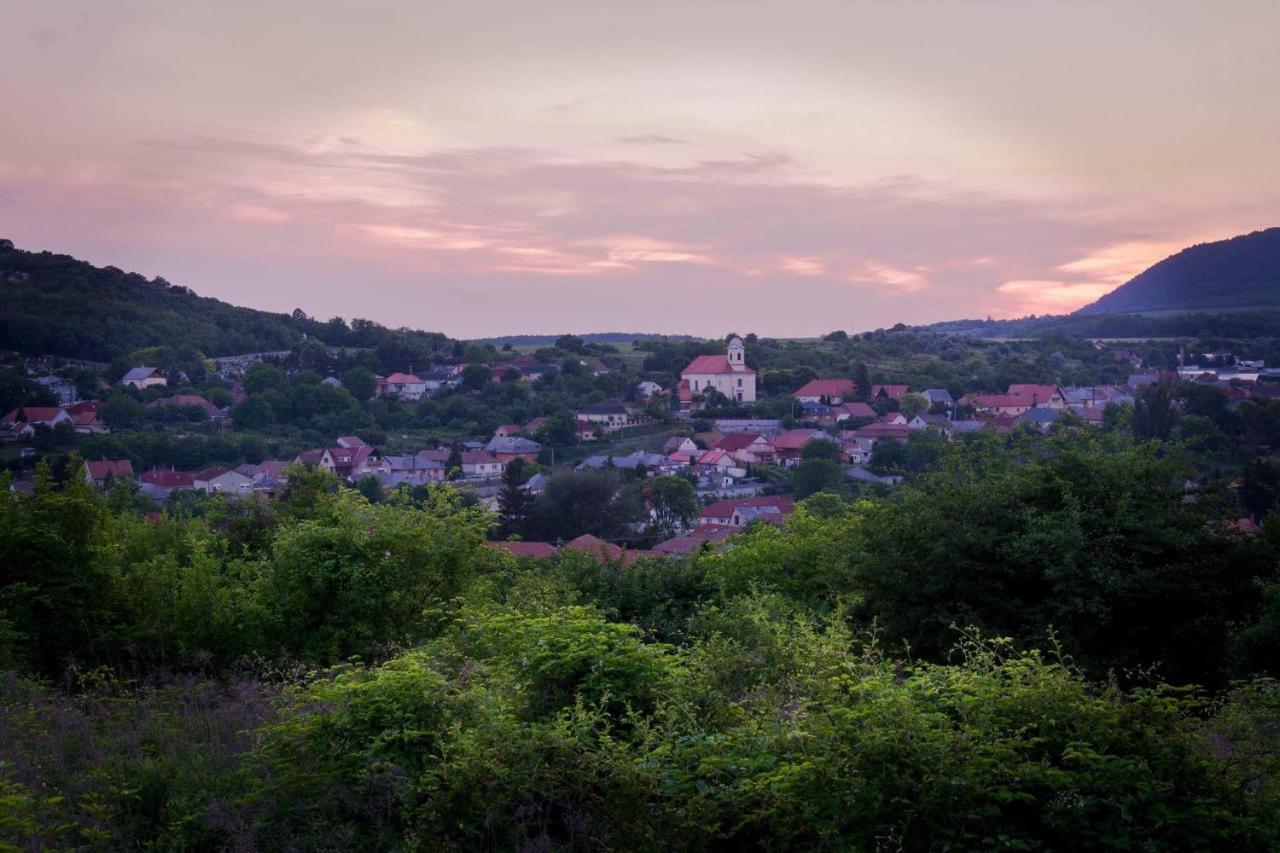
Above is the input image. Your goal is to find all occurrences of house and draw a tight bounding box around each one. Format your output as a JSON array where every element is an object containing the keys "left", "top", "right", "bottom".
[
  {"left": 842, "top": 422, "right": 910, "bottom": 464},
  {"left": 322, "top": 445, "right": 388, "bottom": 479},
  {"left": 679, "top": 336, "right": 757, "bottom": 406},
  {"left": 121, "top": 367, "right": 166, "bottom": 389},
  {"left": 1, "top": 406, "right": 73, "bottom": 437},
  {"left": 580, "top": 357, "right": 612, "bottom": 376},
  {"left": 493, "top": 424, "right": 524, "bottom": 438},
  {"left": 377, "top": 373, "right": 428, "bottom": 401},
  {"left": 793, "top": 378, "right": 857, "bottom": 404},
  {"left": 485, "top": 435, "right": 542, "bottom": 463},
  {"left": 335, "top": 435, "right": 369, "bottom": 448},
  {"left": 715, "top": 432, "right": 775, "bottom": 464},
  {"left": 664, "top": 436, "right": 698, "bottom": 455},
  {"left": 577, "top": 401, "right": 634, "bottom": 433},
  {"left": 72, "top": 410, "right": 109, "bottom": 434},
  {"left": 770, "top": 428, "right": 834, "bottom": 464},
  {"left": 564, "top": 534, "right": 624, "bottom": 561},
  {"left": 461, "top": 450, "right": 504, "bottom": 478},
  {"left": 830, "top": 402, "right": 878, "bottom": 423},
  {"left": 1007, "top": 384, "right": 1067, "bottom": 410},
  {"left": 420, "top": 368, "right": 454, "bottom": 393},
  {"left": 731, "top": 504, "right": 788, "bottom": 527},
  {"left": 577, "top": 450, "right": 670, "bottom": 473},
  {"left": 148, "top": 394, "right": 222, "bottom": 419},
  {"left": 138, "top": 467, "right": 195, "bottom": 500},
  {"left": 871, "top": 384, "right": 909, "bottom": 401},
  {"left": 382, "top": 453, "right": 447, "bottom": 484},
  {"left": 34, "top": 375, "right": 77, "bottom": 405},
  {"left": 907, "top": 414, "right": 954, "bottom": 435},
  {"left": 920, "top": 389, "right": 954, "bottom": 408},
  {"left": 636, "top": 381, "right": 663, "bottom": 399},
  {"left": 84, "top": 459, "right": 134, "bottom": 487},
  {"left": 524, "top": 416, "right": 549, "bottom": 435},
  {"left": 699, "top": 496, "right": 796, "bottom": 527},
  {"left": 192, "top": 466, "right": 255, "bottom": 495},
  {"left": 295, "top": 449, "right": 327, "bottom": 467},
  {"left": 963, "top": 394, "right": 1027, "bottom": 416},
  {"left": 694, "top": 448, "right": 745, "bottom": 477},
  {"left": 652, "top": 524, "right": 738, "bottom": 555}
]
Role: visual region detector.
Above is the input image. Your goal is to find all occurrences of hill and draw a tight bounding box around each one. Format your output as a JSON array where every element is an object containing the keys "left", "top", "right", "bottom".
[
  {"left": 0, "top": 239, "right": 451, "bottom": 363},
  {"left": 1075, "top": 227, "right": 1280, "bottom": 315}
]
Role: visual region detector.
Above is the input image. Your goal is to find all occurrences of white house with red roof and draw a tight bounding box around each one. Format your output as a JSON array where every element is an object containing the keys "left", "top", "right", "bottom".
[
  {"left": 377, "top": 373, "right": 428, "bottom": 401},
  {"left": 84, "top": 459, "right": 134, "bottom": 487},
  {"left": 1, "top": 406, "right": 73, "bottom": 437},
  {"left": 793, "top": 378, "right": 857, "bottom": 404},
  {"left": 680, "top": 336, "right": 756, "bottom": 405},
  {"left": 699, "top": 496, "right": 796, "bottom": 527}
]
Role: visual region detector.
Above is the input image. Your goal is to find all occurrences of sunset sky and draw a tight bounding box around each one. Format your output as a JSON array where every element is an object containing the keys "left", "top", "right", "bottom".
[{"left": 3, "top": 0, "right": 1278, "bottom": 337}]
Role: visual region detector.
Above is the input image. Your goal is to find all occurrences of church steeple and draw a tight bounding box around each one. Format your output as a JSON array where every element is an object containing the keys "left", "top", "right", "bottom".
[{"left": 727, "top": 335, "right": 745, "bottom": 369}]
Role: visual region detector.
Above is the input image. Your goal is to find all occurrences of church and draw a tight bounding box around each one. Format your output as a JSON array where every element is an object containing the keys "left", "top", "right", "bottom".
[{"left": 679, "top": 336, "right": 757, "bottom": 407}]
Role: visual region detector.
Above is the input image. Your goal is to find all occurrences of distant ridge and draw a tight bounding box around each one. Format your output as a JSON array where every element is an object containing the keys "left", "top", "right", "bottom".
[
  {"left": 1075, "top": 227, "right": 1280, "bottom": 315},
  {"left": 475, "top": 333, "right": 700, "bottom": 345}
]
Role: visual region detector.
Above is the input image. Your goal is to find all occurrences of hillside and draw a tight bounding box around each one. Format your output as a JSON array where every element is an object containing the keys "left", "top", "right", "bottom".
[
  {"left": 1076, "top": 227, "right": 1280, "bottom": 315},
  {"left": 0, "top": 239, "right": 450, "bottom": 363}
]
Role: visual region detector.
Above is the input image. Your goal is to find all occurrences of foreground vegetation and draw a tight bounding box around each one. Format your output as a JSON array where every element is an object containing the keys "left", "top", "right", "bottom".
[{"left": 3, "top": 427, "right": 1279, "bottom": 850}]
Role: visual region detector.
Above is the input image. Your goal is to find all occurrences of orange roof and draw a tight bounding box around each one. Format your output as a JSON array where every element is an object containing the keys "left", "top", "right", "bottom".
[
  {"left": 794, "top": 379, "right": 856, "bottom": 398},
  {"left": 564, "top": 534, "right": 624, "bottom": 560}
]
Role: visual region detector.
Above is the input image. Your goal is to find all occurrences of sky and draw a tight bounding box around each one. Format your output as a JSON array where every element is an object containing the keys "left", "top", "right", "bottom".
[{"left": 2, "top": 1, "right": 1278, "bottom": 338}]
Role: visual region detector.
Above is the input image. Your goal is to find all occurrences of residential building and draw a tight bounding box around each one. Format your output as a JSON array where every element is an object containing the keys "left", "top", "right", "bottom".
[
  {"left": 699, "top": 496, "right": 796, "bottom": 527},
  {"left": 34, "top": 375, "right": 77, "bottom": 405},
  {"left": 121, "top": 367, "right": 166, "bottom": 389},
  {"left": 461, "top": 450, "right": 504, "bottom": 478},
  {"left": 193, "top": 466, "right": 254, "bottom": 495},
  {"left": 577, "top": 401, "right": 635, "bottom": 433},
  {"left": 84, "top": 459, "right": 133, "bottom": 487},
  {"left": 793, "top": 378, "right": 857, "bottom": 404},
  {"left": 377, "top": 372, "right": 428, "bottom": 401},
  {"left": 870, "top": 384, "right": 909, "bottom": 401},
  {"left": 485, "top": 435, "right": 542, "bottom": 463}
]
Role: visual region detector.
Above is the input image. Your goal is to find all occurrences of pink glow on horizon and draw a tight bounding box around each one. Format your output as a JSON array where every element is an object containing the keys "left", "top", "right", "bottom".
[{"left": 1, "top": 1, "right": 1277, "bottom": 337}]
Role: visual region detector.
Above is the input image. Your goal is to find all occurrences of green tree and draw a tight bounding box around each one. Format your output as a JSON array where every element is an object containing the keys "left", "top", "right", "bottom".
[
  {"left": 1133, "top": 381, "right": 1177, "bottom": 440},
  {"left": 243, "top": 362, "right": 287, "bottom": 395},
  {"left": 342, "top": 367, "right": 377, "bottom": 402},
  {"left": 646, "top": 475, "right": 697, "bottom": 532},
  {"left": 461, "top": 363, "right": 492, "bottom": 391},
  {"left": 496, "top": 458, "right": 533, "bottom": 537},
  {"left": 100, "top": 394, "right": 146, "bottom": 430}
]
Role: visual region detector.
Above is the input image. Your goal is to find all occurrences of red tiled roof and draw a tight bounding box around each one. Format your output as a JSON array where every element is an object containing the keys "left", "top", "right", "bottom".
[
  {"left": 681, "top": 354, "right": 756, "bottom": 375},
  {"left": 461, "top": 450, "right": 499, "bottom": 465},
  {"left": 1007, "top": 384, "right": 1062, "bottom": 405},
  {"left": 771, "top": 429, "right": 823, "bottom": 450},
  {"left": 794, "top": 379, "right": 856, "bottom": 398},
  {"left": 700, "top": 496, "right": 796, "bottom": 520},
  {"left": 716, "top": 433, "right": 770, "bottom": 452},
  {"left": 193, "top": 466, "right": 233, "bottom": 481},
  {"left": 652, "top": 524, "right": 738, "bottom": 554},
  {"left": 564, "top": 534, "right": 624, "bottom": 560},
  {"left": 86, "top": 459, "right": 133, "bottom": 480},
  {"left": 833, "top": 402, "right": 877, "bottom": 419},
  {"left": 384, "top": 373, "right": 423, "bottom": 384},
  {"left": 849, "top": 423, "right": 911, "bottom": 439},
  {"left": 871, "top": 384, "right": 909, "bottom": 400},
  {"left": 2, "top": 407, "right": 65, "bottom": 424},
  {"left": 140, "top": 468, "right": 195, "bottom": 488}
]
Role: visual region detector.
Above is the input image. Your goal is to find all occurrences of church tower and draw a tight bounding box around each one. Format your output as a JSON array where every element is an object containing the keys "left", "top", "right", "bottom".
[{"left": 727, "top": 335, "right": 745, "bottom": 370}]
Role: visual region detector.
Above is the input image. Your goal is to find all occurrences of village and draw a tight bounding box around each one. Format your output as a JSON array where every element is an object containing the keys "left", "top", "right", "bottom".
[{"left": 7, "top": 332, "right": 1280, "bottom": 561}]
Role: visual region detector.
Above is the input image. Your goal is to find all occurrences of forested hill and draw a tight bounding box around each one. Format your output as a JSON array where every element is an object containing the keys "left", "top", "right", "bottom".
[
  {"left": 0, "top": 239, "right": 450, "bottom": 362},
  {"left": 1076, "top": 227, "right": 1280, "bottom": 315}
]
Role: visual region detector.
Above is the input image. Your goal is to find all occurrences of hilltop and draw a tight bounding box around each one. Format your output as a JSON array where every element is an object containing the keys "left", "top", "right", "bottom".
[
  {"left": 0, "top": 239, "right": 450, "bottom": 363},
  {"left": 1076, "top": 227, "right": 1280, "bottom": 315}
]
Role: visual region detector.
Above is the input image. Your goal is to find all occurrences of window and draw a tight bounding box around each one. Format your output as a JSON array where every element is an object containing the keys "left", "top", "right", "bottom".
[{"left": 737, "top": 378, "right": 742, "bottom": 387}]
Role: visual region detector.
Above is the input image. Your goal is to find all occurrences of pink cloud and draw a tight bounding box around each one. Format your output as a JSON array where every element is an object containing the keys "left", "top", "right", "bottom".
[{"left": 0, "top": 134, "right": 1219, "bottom": 335}]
